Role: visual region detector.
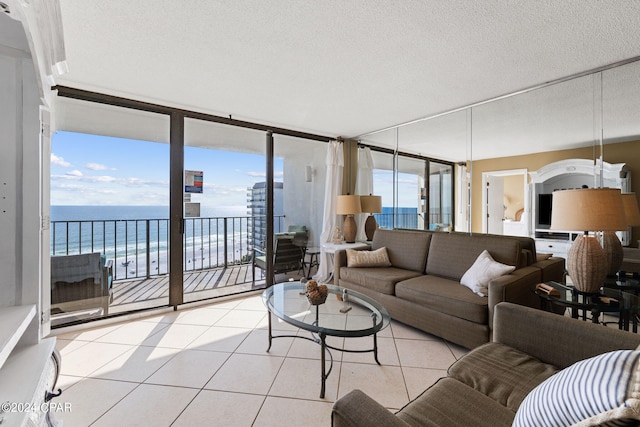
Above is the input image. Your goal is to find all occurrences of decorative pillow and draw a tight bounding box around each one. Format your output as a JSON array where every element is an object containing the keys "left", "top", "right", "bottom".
[
  {"left": 513, "top": 350, "right": 640, "bottom": 427},
  {"left": 460, "top": 250, "right": 515, "bottom": 297},
  {"left": 346, "top": 247, "right": 392, "bottom": 268}
]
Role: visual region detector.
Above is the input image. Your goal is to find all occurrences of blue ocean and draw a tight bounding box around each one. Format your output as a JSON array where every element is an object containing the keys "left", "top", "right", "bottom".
[{"left": 51, "top": 205, "right": 252, "bottom": 279}]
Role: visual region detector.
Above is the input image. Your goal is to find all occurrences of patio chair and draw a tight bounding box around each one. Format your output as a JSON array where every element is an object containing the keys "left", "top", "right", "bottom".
[
  {"left": 291, "top": 230, "right": 310, "bottom": 276},
  {"left": 253, "top": 235, "right": 305, "bottom": 284},
  {"left": 50, "top": 252, "right": 113, "bottom": 316}
]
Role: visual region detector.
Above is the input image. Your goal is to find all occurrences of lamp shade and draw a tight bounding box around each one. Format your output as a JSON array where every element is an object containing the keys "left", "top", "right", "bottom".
[
  {"left": 360, "top": 195, "right": 382, "bottom": 213},
  {"left": 622, "top": 193, "right": 640, "bottom": 226},
  {"left": 336, "top": 195, "right": 362, "bottom": 215},
  {"left": 550, "top": 188, "right": 626, "bottom": 232}
]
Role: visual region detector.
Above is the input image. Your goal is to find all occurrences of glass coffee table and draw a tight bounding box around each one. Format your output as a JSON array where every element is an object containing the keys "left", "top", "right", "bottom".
[{"left": 262, "top": 281, "right": 390, "bottom": 398}]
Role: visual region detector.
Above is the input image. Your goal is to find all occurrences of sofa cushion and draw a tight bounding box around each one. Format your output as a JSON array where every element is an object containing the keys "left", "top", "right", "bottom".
[
  {"left": 346, "top": 247, "right": 392, "bottom": 268},
  {"left": 514, "top": 350, "right": 640, "bottom": 427},
  {"left": 395, "top": 275, "right": 488, "bottom": 324},
  {"left": 448, "top": 342, "right": 558, "bottom": 413},
  {"left": 339, "top": 266, "right": 423, "bottom": 295},
  {"left": 460, "top": 250, "right": 516, "bottom": 297},
  {"left": 397, "top": 377, "right": 515, "bottom": 427},
  {"left": 426, "top": 233, "right": 520, "bottom": 280},
  {"left": 372, "top": 229, "right": 431, "bottom": 273}
]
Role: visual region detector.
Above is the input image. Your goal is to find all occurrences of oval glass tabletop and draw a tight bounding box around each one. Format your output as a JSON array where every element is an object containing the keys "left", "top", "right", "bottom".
[{"left": 262, "top": 281, "right": 390, "bottom": 337}]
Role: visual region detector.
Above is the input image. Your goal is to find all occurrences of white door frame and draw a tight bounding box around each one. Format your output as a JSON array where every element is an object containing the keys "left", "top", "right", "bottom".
[{"left": 481, "top": 169, "right": 529, "bottom": 235}]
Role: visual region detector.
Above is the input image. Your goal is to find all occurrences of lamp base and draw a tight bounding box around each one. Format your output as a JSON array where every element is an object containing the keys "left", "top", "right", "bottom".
[
  {"left": 343, "top": 216, "right": 357, "bottom": 243},
  {"left": 601, "top": 231, "right": 623, "bottom": 276},
  {"left": 567, "top": 234, "right": 607, "bottom": 294},
  {"left": 364, "top": 214, "right": 377, "bottom": 241}
]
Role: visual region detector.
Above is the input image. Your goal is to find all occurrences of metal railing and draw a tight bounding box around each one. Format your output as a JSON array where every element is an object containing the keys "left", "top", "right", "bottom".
[
  {"left": 50, "top": 215, "right": 286, "bottom": 281},
  {"left": 375, "top": 212, "right": 452, "bottom": 230}
]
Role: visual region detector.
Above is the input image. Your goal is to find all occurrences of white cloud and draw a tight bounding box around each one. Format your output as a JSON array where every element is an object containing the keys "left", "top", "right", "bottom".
[
  {"left": 66, "top": 170, "right": 83, "bottom": 177},
  {"left": 247, "top": 171, "right": 283, "bottom": 178},
  {"left": 51, "top": 153, "right": 71, "bottom": 167},
  {"left": 85, "top": 162, "right": 110, "bottom": 171}
]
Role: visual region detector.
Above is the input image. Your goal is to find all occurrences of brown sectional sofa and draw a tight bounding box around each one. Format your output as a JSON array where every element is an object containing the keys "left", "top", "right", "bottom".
[
  {"left": 334, "top": 229, "right": 565, "bottom": 349},
  {"left": 332, "top": 302, "right": 640, "bottom": 427}
]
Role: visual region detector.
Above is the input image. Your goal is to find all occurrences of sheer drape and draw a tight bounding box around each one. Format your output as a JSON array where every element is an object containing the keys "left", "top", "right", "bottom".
[
  {"left": 314, "top": 141, "right": 343, "bottom": 281},
  {"left": 355, "top": 147, "right": 374, "bottom": 242}
]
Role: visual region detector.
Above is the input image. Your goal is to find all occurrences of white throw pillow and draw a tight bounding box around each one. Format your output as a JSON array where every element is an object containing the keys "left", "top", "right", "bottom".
[
  {"left": 513, "top": 350, "right": 640, "bottom": 427},
  {"left": 460, "top": 250, "right": 515, "bottom": 297},
  {"left": 346, "top": 247, "right": 392, "bottom": 268}
]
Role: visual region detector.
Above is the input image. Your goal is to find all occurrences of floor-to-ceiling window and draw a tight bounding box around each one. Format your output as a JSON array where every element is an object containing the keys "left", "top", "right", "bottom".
[
  {"left": 50, "top": 88, "right": 332, "bottom": 327},
  {"left": 429, "top": 161, "right": 453, "bottom": 230},
  {"left": 51, "top": 97, "right": 170, "bottom": 325},
  {"left": 365, "top": 146, "right": 454, "bottom": 231},
  {"left": 182, "top": 119, "right": 272, "bottom": 302}
]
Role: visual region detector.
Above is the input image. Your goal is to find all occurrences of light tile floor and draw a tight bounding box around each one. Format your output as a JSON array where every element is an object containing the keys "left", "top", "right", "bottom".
[{"left": 52, "top": 293, "right": 468, "bottom": 426}]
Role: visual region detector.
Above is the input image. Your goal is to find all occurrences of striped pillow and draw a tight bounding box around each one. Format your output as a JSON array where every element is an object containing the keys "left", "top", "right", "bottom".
[{"left": 513, "top": 350, "right": 640, "bottom": 427}]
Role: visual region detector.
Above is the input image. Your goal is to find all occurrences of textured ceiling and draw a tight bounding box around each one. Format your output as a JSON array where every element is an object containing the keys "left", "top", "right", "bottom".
[{"left": 54, "top": 0, "right": 640, "bottom": 161}]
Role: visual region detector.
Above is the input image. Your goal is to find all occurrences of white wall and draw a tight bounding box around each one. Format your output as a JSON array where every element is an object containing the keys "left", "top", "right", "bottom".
[{"left": 279, "top": 140, "right": 327, "bottom": 247}]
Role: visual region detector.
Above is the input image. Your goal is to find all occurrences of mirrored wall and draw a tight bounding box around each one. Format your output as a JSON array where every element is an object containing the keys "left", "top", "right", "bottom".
[{"left": 357, "top": 58, "right": 640, "bottom": 244}]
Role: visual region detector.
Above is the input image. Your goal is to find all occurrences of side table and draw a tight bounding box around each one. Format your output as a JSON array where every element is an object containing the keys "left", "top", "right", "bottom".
[{"left": 534, "top": 281, "right": 640, "bottom": 331}]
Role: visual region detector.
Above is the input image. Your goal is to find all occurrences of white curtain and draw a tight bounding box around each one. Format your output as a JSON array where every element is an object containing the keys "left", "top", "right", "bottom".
[
  {"left": 314, "top": 141, "right": 343, "bottom": 282},
  {"left": 355, "top": 147, "right": 374, "bottom": 241}
]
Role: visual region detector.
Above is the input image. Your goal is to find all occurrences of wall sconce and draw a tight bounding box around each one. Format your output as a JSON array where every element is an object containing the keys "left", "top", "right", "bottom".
[{"left": 305, "top": 165, "right": 314, "bottom": 182}]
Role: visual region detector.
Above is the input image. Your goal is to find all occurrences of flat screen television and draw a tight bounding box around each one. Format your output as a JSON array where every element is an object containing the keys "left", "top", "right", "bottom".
[{"left": 537, "top": 193, "right": 552, "bottom": 227}]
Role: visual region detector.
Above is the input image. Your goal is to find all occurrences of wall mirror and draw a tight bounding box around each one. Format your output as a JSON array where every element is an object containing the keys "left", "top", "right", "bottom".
[{"left": 357, "top": 57, "right": 640, "bottom": 244}]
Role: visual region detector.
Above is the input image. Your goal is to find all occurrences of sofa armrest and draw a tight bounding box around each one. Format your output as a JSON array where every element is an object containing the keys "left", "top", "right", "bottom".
[
  {"left": 333, "top": 247, "right": 369, "bottom": 284},
  {"left": 487, "top": 265, "right": 541, "bottom": 328},
  {"left": 493, "top": 302, "right": 640, "bottom": 369},
  {"left": 532, "top": 257, "right": 565, "bottom": 283},
  {"left": 332, "top": 389, "right": 409, "bottom": 427},
  {"left": 334, "top": 249, "right": 348, "bottom": 284}
]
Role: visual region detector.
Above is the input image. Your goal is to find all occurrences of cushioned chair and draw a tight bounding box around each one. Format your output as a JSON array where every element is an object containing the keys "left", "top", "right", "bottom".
[
  {"left": 253, "top": 236, "right": 305, "bottom": 283},
  {"left": 50, "top": 252, "right": 113, "bottom": 315}
]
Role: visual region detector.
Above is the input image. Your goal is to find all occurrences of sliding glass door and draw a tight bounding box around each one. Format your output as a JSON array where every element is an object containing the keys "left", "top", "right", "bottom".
[
  {"left": 50, "top": 97, "right": 170, "bottom": 325},
  {"left": 182, "top": 119, "right": 268, "bottom": 302}
]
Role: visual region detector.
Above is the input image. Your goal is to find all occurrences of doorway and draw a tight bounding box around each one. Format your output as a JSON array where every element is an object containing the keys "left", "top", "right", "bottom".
[{"left": 482, "top": 169, "right": 529, "bottom": 237}]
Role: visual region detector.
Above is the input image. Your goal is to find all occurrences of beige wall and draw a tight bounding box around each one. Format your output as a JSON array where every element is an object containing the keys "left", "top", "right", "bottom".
[{"left": 470, "top": 139, "right": 640, "bottom": 244}]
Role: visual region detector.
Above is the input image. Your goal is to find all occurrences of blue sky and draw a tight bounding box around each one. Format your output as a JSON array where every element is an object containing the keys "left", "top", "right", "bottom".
[
  {"left": 51, "top": 131, "right": 419, "bottom": 208},
  {"left": 51, "top": 131, "right": 283, "bottom": 207}
]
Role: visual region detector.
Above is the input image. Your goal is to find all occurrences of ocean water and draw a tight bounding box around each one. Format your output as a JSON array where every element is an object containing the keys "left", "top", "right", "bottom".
[{"left": 51, "top": 205, "right": 254, "bottom": 279}]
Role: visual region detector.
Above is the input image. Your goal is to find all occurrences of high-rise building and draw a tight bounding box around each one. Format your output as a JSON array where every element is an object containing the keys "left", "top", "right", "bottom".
[{"left": 247, "top": 182, "right": 284, "bottom": 251}]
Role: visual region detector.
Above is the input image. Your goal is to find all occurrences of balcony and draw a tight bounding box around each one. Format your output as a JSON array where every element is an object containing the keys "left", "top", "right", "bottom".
[
  {"left": 49, "top": 211, "right": 449, "bottom": 325},
  {"left": 50, "top": 215, "right": 290, "bottom": 323}
]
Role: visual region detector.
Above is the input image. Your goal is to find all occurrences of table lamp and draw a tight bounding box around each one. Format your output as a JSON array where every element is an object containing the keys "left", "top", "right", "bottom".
[
  {"left": 336, "top": 195, "right": 362, "bottom": 243},
  {"left": 360, "top": 195, "right": 382, "bottom": 241},
  {"left": 601, "top": 193, "right": 640, "bottom": 275},
  {"left": 622, "top": 192, "right": 640, "bottom": 227},
  {"left": 550, "top": 188, "right": 626, "bottom": 293}
]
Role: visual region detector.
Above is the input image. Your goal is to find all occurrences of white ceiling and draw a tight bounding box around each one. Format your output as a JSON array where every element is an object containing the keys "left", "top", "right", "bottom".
[{"left": 52, "top": 0, "right": 640, "bottom": 161}]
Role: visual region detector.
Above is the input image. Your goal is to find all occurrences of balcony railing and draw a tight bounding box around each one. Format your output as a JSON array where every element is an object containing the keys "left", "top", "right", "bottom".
[
  {"left": 51, "top": 211, "right": 452, "bottom": 282},
  {"left": 375, "top": 212, "right": 452, "bottom": 230},
  {"left": 50, "top": 215, "right": 286, "bottom": 281}
]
